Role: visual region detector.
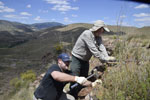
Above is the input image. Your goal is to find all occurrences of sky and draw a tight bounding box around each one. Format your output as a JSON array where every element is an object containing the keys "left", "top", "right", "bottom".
[{"left": 0, "top": 0, "right": 150, "bottom": 27}]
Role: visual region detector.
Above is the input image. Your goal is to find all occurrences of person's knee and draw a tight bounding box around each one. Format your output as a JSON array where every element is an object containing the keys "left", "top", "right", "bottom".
[{"left": 66, "top": 94, "right": 75, "bottom": 100}]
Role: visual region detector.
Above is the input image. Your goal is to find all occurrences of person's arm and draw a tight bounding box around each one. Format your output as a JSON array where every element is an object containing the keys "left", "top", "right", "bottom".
[
  {"left": 51, "top": 71, "right": 93, "bottom": 87},
  {"left": 99, "top": 44, "right": 116, "bottom": 62},
  {"left": 51, "top": 71, "right": 75, "bottom": 82},
  {"left": 83, "top": 32, "right": 109, "bottom": 61},
  {"left": 99, "top": 44, "right": 109, "bottom": 59},
  {"left": 51, "top": 71, "right": 92, "bottom": 86}
]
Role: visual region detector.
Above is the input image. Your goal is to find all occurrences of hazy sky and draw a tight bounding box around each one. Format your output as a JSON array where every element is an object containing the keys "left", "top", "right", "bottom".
[{"left": 0, "top": 0, "right": 150, "bottom": 27}]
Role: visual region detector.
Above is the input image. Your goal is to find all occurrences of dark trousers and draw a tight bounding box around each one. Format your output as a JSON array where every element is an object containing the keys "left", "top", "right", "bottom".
[{"left": 69, "top": 55, "right": 89, "bottom": 99}]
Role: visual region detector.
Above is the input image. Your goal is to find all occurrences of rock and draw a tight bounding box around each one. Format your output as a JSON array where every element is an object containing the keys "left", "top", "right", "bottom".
[
  {"left": 0, "top": 90, "right": 3, "bottom": 95},
  {"left": 146, "top": 44, "right": 150, "bottom": 49}
]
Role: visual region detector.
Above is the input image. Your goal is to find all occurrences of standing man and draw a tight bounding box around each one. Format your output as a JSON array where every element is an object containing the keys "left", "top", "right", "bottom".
[
  {"left": 34, "top": 53, "right": 91, "bottom": 100},
  {"left": 69, "top": 20, "right": 116, "bottom": 98}
]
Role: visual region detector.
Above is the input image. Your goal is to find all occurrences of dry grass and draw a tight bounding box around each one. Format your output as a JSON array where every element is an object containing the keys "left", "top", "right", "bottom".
[{"left": 94, "top": 34, "right": 150, "bottom": 100}]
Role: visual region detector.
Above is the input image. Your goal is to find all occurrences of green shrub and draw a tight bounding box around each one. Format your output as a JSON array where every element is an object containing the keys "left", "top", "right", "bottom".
[
  {"left": 10, "top": 70, "right": 36, "bottom": 90},
  {"left": 112, "top": 35, "right": 117, "bottom": 39},
  {"left": 54, "top": 42, "right": 63, "bottom": 54},
  {"left": 21, "top": 70, "right": 36, "bottom": 82},
  {"left": 10, "top": 77, "right": 22, "bottom": 90}
]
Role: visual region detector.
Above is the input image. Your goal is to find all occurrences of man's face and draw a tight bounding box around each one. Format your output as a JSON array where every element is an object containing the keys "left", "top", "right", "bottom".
[
  {"left": 58, "top": 59, "right": 70, "bottom": 71},
  {"left": 94, "top": 27, "right": 104, "bottom": 37}
]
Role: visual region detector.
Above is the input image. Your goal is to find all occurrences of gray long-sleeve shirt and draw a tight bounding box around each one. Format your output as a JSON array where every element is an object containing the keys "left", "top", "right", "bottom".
[{"left": 72, "top": 30, "right": 109, "bottom": 61}]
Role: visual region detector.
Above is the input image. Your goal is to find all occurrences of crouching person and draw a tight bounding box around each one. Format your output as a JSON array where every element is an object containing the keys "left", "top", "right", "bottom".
[{"left": 33, "top": 53, "right": 91, "bottom": 100}]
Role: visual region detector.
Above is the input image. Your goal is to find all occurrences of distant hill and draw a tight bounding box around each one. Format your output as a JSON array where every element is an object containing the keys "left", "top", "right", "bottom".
[
  {"left": 30, "top": 22, "right": 64, "bottom": 30},
  {"left": 0, "top": 20, "right": 64, "bottom": 48},
  {"left": 0, "top": 20, "right": 34, "bottom": 47},
  {"left": 0, "top": 31, "right": 33, "bottom": 48},
  {"left": 0, "top": 20, "right": 149, "bottom": 48},
  {"left": 0, "top": 20, "right": 33, "bottom": 35},
  {"left": 136, "top": 26, "right": 150, "bottom": 34}
]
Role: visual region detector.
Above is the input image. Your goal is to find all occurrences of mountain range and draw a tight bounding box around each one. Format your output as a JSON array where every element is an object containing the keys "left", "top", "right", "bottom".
[
  {"left": 0, "top": 19, "right": 150, "bottom": 51},
  {"left": 0, "top": 20, "right": 64, "bottom": 48}
]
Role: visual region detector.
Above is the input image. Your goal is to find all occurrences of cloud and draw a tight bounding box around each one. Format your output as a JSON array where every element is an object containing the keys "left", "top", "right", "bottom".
[
  {"left": 138, "top": 22, "right": 150, "bottom": 27},
  {"left": 64, "top": 17, "right": 72, "bottom": 23},
  {"left": 20, "top": 12, "right": 32, "bottom": 16},
  {"left": 104, "top": 17, "right": 109, "bottom": 20},
  {"left": 134, "top": 17, "right": 150, "bottom": 22},
  {"left": 61, "top": 11, "right": 66, "bottom": 14},
  {"left": 45, "top": 0, "right": 69, "bottom": 5},
  {"left": 4, "top": 14, "right": 28, "bottom": 19},
  {"left": 52, "top": 4, "right": 79, "bottom": 12},
  {"left": 51, "top": 18, "right": 56, "bottom": 21},
  {"left": 134, "top": 4, "right": 149, "bottom": 9},
  {"left": 38, "top": 9, "right": 49, "bottom": 13},
  {"left": 133, "top": 13, "right": 150, "bottom": 17},
  {"left": 72, "top": 14, "right": 78, "bottom": 17},
  {"left": 0, "top": 1, "right": 15, "bottom": 13},
  {"left": 0, "top": 6, "right": 15, "bottom": 13},
  {"left": 0, "top": 1, "right": 4, "bottom": 6},
  {"left": 34, "top": 16, "right": 45, "bottom": 22},
  {"left": 133, "top": 13, "right": 150, "bottom": 26},
  {"left": 27, "top": 4, "right": 31, "bottom": 8},
  {"left": 45, "top": 0, "right": 79, "bottom": 13},
  {"left": 121, "top": 22, "right": 131, "bottom": 26},
  {"left": 120, "top": 15, "right": 126, "bottom": 18}
]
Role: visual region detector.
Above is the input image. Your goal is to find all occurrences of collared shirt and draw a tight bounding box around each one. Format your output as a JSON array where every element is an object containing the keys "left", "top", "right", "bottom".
[{"left": 72, "top": 29, "right": 109, "bottom": 62}]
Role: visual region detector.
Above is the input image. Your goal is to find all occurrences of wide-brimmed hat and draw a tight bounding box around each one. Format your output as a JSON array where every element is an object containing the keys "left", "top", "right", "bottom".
[
  {"left": 90, "top": 20, "right": 110, "bottom": 32},
  {"left": 58, "top": 53, "right": 71, "bottom": 62}
]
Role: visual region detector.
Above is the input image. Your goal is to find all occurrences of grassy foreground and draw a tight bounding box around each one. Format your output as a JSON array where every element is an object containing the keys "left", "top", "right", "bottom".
[{"left": 96, "top": 34, "right": 150, "bottom": 100}]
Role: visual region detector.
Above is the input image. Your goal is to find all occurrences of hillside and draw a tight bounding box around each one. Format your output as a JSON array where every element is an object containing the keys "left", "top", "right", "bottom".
[
  {"left": 0, "top": 20, "right": 35, "bottom": 48},
  {"left": 136, "top": 26, "right": 150, "bottom": 34},
  {"left": 30, "top": 22, "right": 64, "bottom": 30},
  {"left": 0, "top": 20, "right": 33, "bottom": 35},
  {"left": 0, "top": 20, "right": 65, "bottom": 48}
]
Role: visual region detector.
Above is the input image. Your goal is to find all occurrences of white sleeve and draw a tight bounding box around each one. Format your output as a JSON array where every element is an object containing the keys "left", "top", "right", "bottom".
[{"left": 99, "top": 44, "right": 109, "bottom": 60}]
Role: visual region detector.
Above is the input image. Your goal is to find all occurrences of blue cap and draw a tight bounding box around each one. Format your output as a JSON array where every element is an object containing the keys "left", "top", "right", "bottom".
[{"left": 58, "top": 53, "right": 71, "bottom": 62}]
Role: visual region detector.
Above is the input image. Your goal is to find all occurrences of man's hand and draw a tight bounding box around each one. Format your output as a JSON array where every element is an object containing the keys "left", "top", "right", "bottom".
[
  {"left": 75, "top": 76, "right": 87, "bottom": 85},
  {"left": 82, "top": 80, "right": 92, "bottom": 87}
]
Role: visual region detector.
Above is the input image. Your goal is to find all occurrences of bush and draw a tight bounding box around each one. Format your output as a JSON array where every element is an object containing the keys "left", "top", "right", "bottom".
[
  {"left": 10, "top": 77, "right": 22, "bottom": 90},
  {"left": 10, "top": 70, "right": 36, "bottom": 90},
  {"left": 21, "top": 70, "right": 36, "bottom": 82},
  {"left": 54, "top": 42, "right": 63, "bottom": 54}
]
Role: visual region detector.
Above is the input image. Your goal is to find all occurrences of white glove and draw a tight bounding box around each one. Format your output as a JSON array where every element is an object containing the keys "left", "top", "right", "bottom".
[
  {"left": 92, "top": 79, "right": 102, "bottom": 87},
  {"left": 75, "top": 76, "right": 87, "bottom": 85},
  {"left": 107, "top": 56, "right": 116, "bottom": 62}
]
